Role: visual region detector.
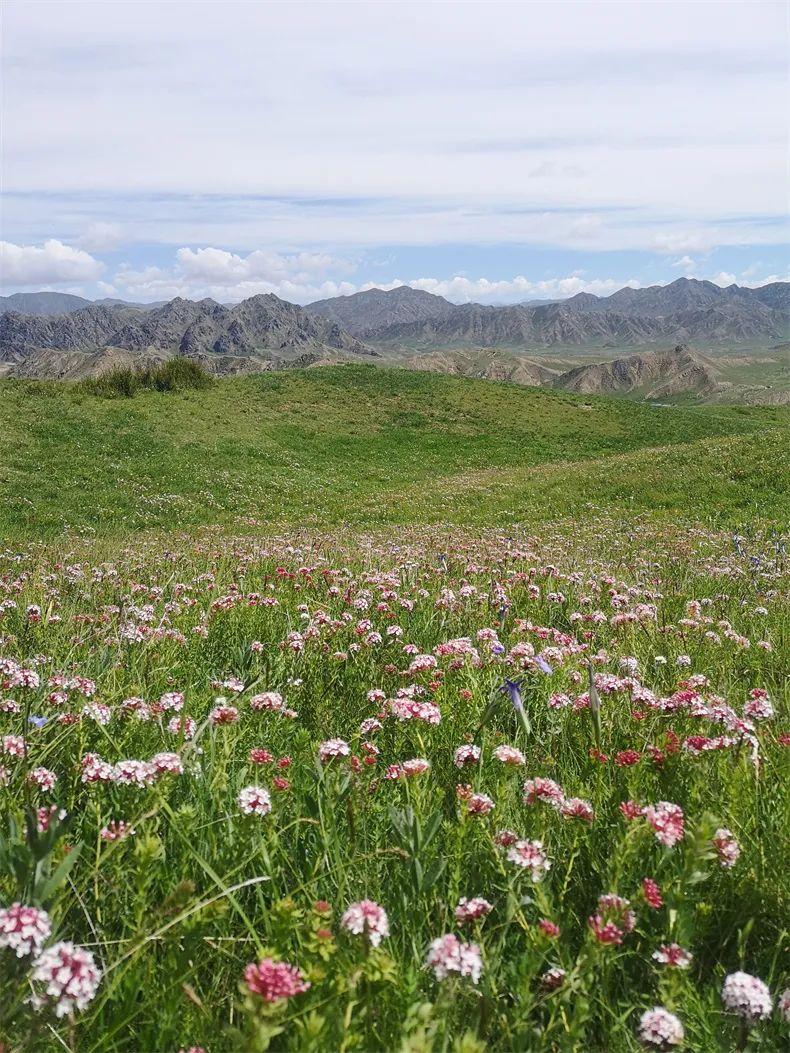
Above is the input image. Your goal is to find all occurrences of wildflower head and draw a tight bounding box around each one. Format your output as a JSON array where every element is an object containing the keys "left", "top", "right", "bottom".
[
  {"left": 643, "top": 802, "right": 685, "bottom": 847},
  {"left": 455, "top": 897, "right": 493, "bottom": 924},
  {"left": 244, "top": 958, "right": 310, "bottom": 1003},
  {"left": 340, "top": 900, "right": 390, "bottom": 947},
  {"left": 0, "top": 903, "right": 51, "bottom": 958},
  {"left": 506, "top": 839, "right": 551, "bottom": 881},
  {"left": 318, "top": 739, "right": 350, "bottom": 762},
  {"left": 425, "top": 934, "right": 482, "bottom": 984},
  {"left": 711, "top": 828, "right": 741, "bottom": 868},
  {"left": 30, "top": 942, "right": 101, "bottom": 1017},
  {"left": 641, "top": 877, "right": 663, "bottom": 910},
  {"left": 721, "top": 972, "right": 773, "bottom": 1022},
  {"left": 637, "top": 1007, "right": 684, "bottom": 1048},
  {"left": 238, "top": 785, "right": 272, "bottom": 816},
  {"left": 652, "top": 943, "right": 692, "bottom": 968}
]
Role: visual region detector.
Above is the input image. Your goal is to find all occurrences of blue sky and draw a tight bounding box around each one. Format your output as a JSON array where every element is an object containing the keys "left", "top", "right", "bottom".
[{"left": 1, "top": 1, "right": 788, "bottom": 304}]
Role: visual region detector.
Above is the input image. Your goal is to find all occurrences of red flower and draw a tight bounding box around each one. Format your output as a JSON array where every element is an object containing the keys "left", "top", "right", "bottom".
[
  {"left": 614, "top": 750, "right": 641, "bottom": 767},
  {"left": 642, "top": 877, "right": 663, "bottom": 910}
]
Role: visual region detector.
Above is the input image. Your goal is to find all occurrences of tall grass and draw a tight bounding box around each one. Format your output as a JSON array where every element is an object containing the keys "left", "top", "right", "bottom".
[{"left": 80, "top": 357, "right": 213, "bottom": 397}]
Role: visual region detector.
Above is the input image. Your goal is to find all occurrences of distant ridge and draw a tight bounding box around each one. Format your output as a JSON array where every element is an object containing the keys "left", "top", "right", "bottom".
[
  {"left": 1, "top": 278, "right": 787, "bottom": 381},
  {"left": 554, "top": 344, "right": 719, "bottom": 398},
  {"left": 0, "top": 294, "right": 375, "bottom": 378},
  {"left": 304, "top": 285, "right": 456, "bottom": 337},
  {"left": 306, "top": 278, "right": 789, "bottom": 347},
  {"left": 0, "top": 291, "right": 94, "bottom": 316}
]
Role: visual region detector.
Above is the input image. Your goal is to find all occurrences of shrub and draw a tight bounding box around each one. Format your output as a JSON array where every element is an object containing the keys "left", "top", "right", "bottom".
[{"left": 81, "top": 357, "right": 213, "bottom": 397}]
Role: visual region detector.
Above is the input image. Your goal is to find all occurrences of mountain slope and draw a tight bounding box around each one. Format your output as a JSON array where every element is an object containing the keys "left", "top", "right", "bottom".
[
  {"left": 309, "top": 279, "right": 789, "bottom": 348},
  {"left": 305, "top": 285, "right": 456, "bottom": 336},
  {"left": 0, "top": 291, "right": 94, "bottom": 316},
  {"left": 555, "top": 345, "right": 718, "bottom": 398}
]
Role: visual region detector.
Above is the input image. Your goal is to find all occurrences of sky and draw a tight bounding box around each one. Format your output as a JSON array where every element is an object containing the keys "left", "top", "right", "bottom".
[{"left": 1, "top": 0, "right": 788, "bottom": 305}]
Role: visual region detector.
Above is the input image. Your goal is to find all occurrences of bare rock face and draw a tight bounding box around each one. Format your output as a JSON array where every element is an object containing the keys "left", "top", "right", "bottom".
[
  {"left": 554, "top": 345, "right": 719, "bottom": 398},
  {"left": 0, "top": 294, "right": 375, "bottom": 376},
  {"left": 307, "top": 279, "right": 789, "bottom": 349},
  {"left": 304, "top": 286, "right": 456, "bottom": 337},
  {"left": 1, "top": 278, "right": 787, "bottom": 381},
  {"left": 404, "top": 348, "right": 559, "bottom": 387}
]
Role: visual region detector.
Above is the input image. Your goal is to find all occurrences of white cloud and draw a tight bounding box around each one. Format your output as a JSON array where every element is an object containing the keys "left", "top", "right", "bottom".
[
  {"left": 671, "top": 255, "right": 697, "bottom": 272},
  {"left": 738, "top": 271, "right": 790, "bottom": 287},
  {"left": 377, "top": 275, "right": 642, "bottom": 304},
  {"left": 112, "top": 249, "right": 359, "bottom": 304},
  {"left": 109, "top": 247, "right": 647, "bottom": 304},
  {"left": 78, "top": 222, "right": 124, "bottom": 252},
  {"left": 1, "top": 1, "right": 787, "bottom": 260},
  {"left": 708, "top": 271, "right": 738, "bottom": 287},
  {"left": 0, "top": 239, "right": 103, "bottom": 288},
  {"left": 175, "top": 247, "right": 352, "bottom": 284}
]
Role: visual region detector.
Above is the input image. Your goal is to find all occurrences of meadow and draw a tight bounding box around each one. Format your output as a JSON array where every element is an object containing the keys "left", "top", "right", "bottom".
[
  {"left": 0, "top": 367, "right": 788, "bottom": 1051},
  {"left": 1, "top": 365, "right": 788, "bottom": 538}
]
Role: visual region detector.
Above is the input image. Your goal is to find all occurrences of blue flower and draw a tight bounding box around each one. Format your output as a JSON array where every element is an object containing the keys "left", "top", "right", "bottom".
[
  {"left": 500, "top": 678, "right": 524, "bottom": 712},
  {"left": 28, "top": 715, "right": 48, "bottom": 727}
]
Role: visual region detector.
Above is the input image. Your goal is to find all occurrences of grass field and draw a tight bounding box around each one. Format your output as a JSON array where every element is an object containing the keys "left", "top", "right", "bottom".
[
  {"left": 0, "top": 367, "right": 788, "bottom": 1051},
  {"left": 1, "top": 365, "right": 788, "bottom": 538}
]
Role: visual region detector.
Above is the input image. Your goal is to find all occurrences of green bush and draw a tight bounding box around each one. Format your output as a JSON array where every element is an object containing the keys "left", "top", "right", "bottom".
[{"left": 81, "top": 357, "right": 213, "bottom": 397}]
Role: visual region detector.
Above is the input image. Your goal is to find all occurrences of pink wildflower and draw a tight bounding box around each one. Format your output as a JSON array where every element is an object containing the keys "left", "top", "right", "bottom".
[
  {"left": 453, "top": 744, "right": 481, "bottom": 768},
  {"left": 238, "top": 785, "right": 272, "bottom": 816},
  {"left": 244, "top": 959, "right": 310, "bottom": 1003},
  {"left": 467, "top": 792, "right": 495, "bottom": 816},
  {"left": 711, "top": 828, "right": 741, "bottom": 868},
  {"left": 0, "top": 903, "right": 51, "bottom": 957},
  {"left": 522, "top": 777, "right": 565, "bottom": 808},
  {"left": 455, "top": 897, "right": 493, "bottom": 924},
  {"left": 721, "top": 971, "right": 773, "bottom": 1022},
  {"left": 30, "top": 942, "right": 101, "bottom": 1017},
  {"left": 492, "top": 744, "right": 525, "bottom": 766},
  {"left": 642, "top": 878, "right": 663, "bottom": 910},
  {"left": 340, "top": 900, "right": 389, "bottom": 947},
  {"left": 506, "top": 839, "right": 551, "bottom": 881},
  {"left": 425, "top": 934, "right": 482, "bottom": 983},
  {"left": 560, "top": 797, "right": 595, "bottom": 822},
  {"left": 318, "top": 739, "right": 350, "bottom": 762},
  {"left": 637, "top": 1007, "right": 684, "bottom": 1048},
  {"left": 643, "top": 802, "right": 685, "bottom": 847},
  {"left": 652, "top": 943, "right": 693, "bottom": 968}
]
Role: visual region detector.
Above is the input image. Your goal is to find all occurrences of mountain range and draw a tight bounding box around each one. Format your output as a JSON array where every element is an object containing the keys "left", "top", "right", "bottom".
[
  {"left": 306, "top": 278, "right": 788, "bottom": 347},
  {"left": 0, "top": 294, "right": 373, "bottom": 378},
  {"left": 0, "top": 279, "right": 787, "bottom": 396}
]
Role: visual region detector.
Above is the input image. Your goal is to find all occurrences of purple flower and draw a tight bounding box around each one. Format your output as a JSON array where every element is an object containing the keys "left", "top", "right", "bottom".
[{"left": 500, "top": 678, "right": 524, "bottom": 712}]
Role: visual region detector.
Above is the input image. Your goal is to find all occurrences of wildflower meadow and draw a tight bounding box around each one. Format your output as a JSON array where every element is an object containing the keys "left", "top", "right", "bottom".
[
  {"left": 0, "top": 366, "right": 788, "bottom": 1051},
  {"left": 0, "top": 515, "right": 787, "bottom": 1051}
]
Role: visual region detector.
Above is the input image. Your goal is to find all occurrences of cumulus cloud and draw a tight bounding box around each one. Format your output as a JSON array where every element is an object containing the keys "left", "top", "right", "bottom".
[
  {"left": 112, "top": 248, "right": 359, "bottom": 304},
  {"left": 671, "top": 255, "right": 697, "bottom": 272},
  {"left": 109, "top": 246, "right": 648, "bottom": 305},
  {"left": 371, "top": 274, "right": 642, "bottom": 305},
  {"left": 708, "top": 271, "right": 738, "bottom": 287},
  {"left": 0, "top": 239, "right": 103, "bottom": 288}
]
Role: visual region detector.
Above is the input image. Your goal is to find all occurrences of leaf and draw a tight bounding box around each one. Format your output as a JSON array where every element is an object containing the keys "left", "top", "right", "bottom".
[{"left": 37, "top": 842, "right": 83, "bottom": 904}]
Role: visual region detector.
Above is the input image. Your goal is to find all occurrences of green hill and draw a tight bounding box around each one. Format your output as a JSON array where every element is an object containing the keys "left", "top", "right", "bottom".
[{"left": 1, "top": 364, "right": 787, "bottom": 539}]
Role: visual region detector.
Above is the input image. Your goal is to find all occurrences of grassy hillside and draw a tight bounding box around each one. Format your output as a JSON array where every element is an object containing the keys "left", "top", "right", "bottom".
[
  {"left": 1, "top": 364, "right": 788, "bottom": 539},
  {"left": 1, "top": 365, "right": 787, "bottom": 1051}
]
